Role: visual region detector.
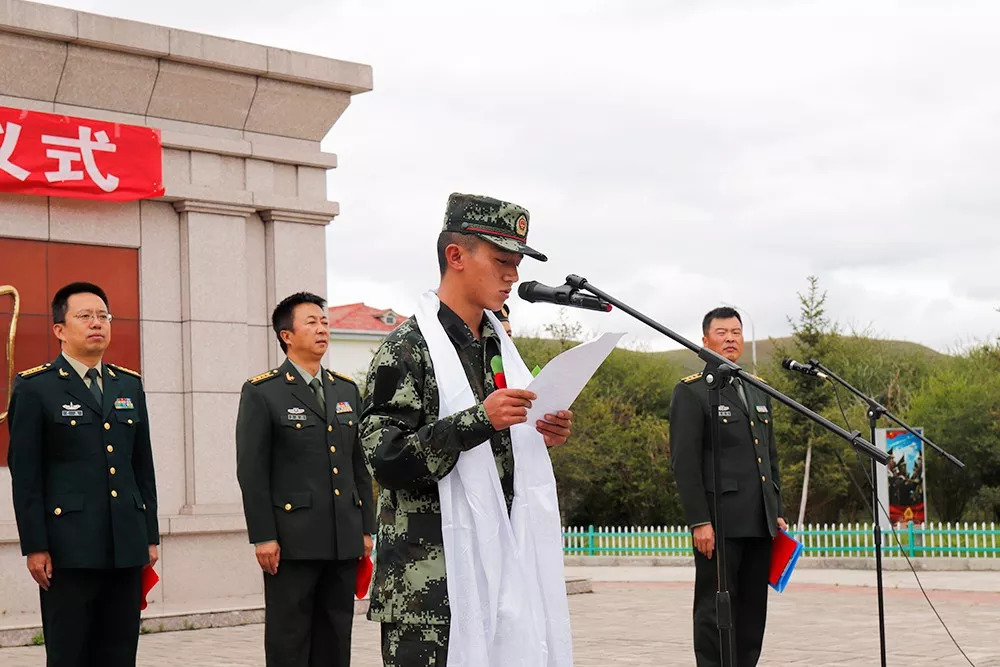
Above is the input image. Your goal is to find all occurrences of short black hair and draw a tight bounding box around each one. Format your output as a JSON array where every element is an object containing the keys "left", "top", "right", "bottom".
[
  {"left": 702, "top": 306, "right": 742, "bottom": 335},
  {"left": 272, "top": 292, "right": 326, "bottom": 353},
  {"left": 436, "top": 231, "right": 482, "bottom": 277},
  {"left": 52, "top": 282, "right": 109, "bottom": 324}
]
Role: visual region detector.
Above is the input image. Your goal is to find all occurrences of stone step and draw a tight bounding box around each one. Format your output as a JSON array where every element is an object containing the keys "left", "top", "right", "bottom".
[{"left": 0, "top": 578, "right": 593, "bottom": 648}]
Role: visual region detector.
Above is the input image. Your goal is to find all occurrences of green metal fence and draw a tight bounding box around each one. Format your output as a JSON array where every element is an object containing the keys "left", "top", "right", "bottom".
[{"left": 562, "top": 521, "right": 1000, "bottom": 558}]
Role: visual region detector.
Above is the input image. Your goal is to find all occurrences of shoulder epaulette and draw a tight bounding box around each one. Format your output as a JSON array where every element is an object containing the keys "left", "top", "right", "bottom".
[
  {"left": 248, "top": 369, "right": 280, "bottom": 385},
  {"left": 750, "top": 374, "right": 768, "bottom": 384},
  {"left": 681, "top": 372, "right": 703, "bottom": 384},
  {"left": 108, "top": 363, "right": 141, "bottom": 378},
  {"left": 17, "top": 363, "right": 53, "bottom": 378},
  {"left": 332, "top": 371, "right": 356, "bottom": 384}
]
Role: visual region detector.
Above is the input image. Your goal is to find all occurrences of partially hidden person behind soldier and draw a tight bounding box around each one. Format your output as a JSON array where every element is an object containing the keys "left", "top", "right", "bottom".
[
  {"left": 669, "top": 306, "right": 786, "bottom": 667},
  {"left": 361, "top": 192, "right": 575, "bottom": 666},
  {"left": 7, "top": 281, "right": 159, "bottom": 667},
  {"left": 236, "top": 292, "right": 376, "bottom": 667}
]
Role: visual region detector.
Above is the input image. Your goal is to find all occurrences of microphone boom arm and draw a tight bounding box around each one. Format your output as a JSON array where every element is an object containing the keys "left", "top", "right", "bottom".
[{"left": 564, "top": 274, "right": 888, "bottom": 465}]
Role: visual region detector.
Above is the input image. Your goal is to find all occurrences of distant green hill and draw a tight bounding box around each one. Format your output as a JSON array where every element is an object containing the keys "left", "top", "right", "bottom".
[{"left": 652, "top": 336, "right": 944, "bottom": 376}]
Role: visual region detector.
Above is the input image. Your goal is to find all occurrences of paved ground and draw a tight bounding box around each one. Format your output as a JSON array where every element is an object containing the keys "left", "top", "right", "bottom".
[{"left": 3, "top": 568, "right": 998, "bottom": 666}]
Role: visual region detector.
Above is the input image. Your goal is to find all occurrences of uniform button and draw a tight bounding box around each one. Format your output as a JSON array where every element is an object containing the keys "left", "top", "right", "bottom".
[
  {"left": 751, "top": 421, "right": 755, "bottom": 427},
  {"left": 328, "top": 425, "right": 333, "bottom": 432},
  {"left": 70, "top": 420, "right": 77, "bottom": 426},
  {"left": 104, "top": 422, "right": 110, "bottom": 431},
  {"left": 334, "top": 489, "right": 341, "bottom": 496},
  {"left": 284, "top": 503, "right": 292, "bottom": 511},
  {"left": 757, "top": 457, "right": 762, "bottom": 464},
  {"left": 111, "top": 490, "right": 118, "bottom": 498},
  {"left": 127, "top": 419, "right": 133, "bottom": 425},
  {"left": 333, "top": 467, "right": 339, "bottom": 475},
  {"left": 348, "top": 420, "right": 353, "bottom": 427},
  {"left": 110, "top": 467, "right": 117, "bottom": 475},
  {"left": 54, "top": 507, "right": 62, "bottom": 516},
  {"left": 761, "top": 475, "right": 766, "bottom": 482},
  {"left": 295, "top": 423, "right": 302, "bottom": 430},
  {"left": 107, "top": 445, "right": 114, "bottom": 453},
  {"left": 754, "top": 439, "right": 759, "bottom": 445},
  {"left": 329, "top": 446, "right": 336, "bottom": 453},
  {"left": 722, "top": 418, "right": 728, "bottom": 423}
]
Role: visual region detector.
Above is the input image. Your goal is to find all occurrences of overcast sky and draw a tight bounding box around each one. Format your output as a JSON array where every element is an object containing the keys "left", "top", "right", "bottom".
[{"left": 48, "top": 0, "right": 1000, "bottom": 353}]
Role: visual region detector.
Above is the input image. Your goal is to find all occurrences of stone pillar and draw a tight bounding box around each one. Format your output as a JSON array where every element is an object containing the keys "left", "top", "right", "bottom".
[{"left": 174, "top": 200, "right": 255, "bottom": 515}]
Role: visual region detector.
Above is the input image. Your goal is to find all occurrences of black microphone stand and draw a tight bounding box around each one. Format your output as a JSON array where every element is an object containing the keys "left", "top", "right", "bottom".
[
  {"left": 551, "top": 275, "right": 889, "bottom": 667},
  {"left": 808, "top": 359, "right": 964, "bottom": 667}
]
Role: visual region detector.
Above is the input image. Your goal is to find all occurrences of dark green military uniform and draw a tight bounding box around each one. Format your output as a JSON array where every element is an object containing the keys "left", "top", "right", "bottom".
[
  {"left": 670, "top": 367, "right": 782, "bottom": 667},
  {"left": 7, "top": 354, "right": 159, "bottom": 667},
  {"left": 236, "top": 358, "right": 376, "bottom": 667}
]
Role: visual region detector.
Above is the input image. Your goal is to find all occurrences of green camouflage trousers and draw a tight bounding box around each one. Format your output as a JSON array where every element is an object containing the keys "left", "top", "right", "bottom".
[{"left": 380, "top": 622, "right": 449, "bottom": 666}]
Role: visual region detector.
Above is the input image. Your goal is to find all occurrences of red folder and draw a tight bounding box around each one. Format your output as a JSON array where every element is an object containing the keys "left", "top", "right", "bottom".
[
  {"left": 140, "top": 565, "right": 160, "bottom": 610},
  {"left": 769, "top": 529, "right": 803, "bottom": 593},
  {"left": 355, "top": 555, "right": 373, "bottom": 599}
]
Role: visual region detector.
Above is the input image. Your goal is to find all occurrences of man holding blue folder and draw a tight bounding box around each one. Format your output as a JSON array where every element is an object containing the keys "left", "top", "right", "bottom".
[{"left": 670, "top": 307, "right": 786, "bottom": 667}]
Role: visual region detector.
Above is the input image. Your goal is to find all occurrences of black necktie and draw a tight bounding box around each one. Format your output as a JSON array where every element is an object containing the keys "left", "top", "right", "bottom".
[{"left": 86, "top": 367, "right": 103, "bottom": 405}]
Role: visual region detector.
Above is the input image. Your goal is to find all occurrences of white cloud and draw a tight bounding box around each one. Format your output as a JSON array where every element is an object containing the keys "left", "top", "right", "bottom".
[{"left": 44, "top": 0, "right": 1000, "bottom": 353}]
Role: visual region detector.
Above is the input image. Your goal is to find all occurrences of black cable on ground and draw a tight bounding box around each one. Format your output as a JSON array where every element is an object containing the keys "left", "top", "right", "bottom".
[{"left": 825, "top": 380, "right": 976, "bottom": 667}]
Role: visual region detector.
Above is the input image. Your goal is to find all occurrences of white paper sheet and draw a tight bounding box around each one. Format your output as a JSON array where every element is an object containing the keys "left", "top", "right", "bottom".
[{"left": 524, "top": 332, "right": 625, "bottom": 424}]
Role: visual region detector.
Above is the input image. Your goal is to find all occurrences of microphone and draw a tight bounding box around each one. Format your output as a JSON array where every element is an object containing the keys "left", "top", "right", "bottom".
[
  {"left": 517, "top": 281, "right": 613, "bottom": 312},
  {"left": 781, "top": 358, "right": 829, "bottom": 380}
]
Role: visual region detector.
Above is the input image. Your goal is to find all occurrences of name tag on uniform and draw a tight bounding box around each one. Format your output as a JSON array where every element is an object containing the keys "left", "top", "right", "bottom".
[
  {"left": 287, "top": 407, "right": 307, "bottom": 421},
  {"left": 114, "top": 397, "right": 134, "bottom": 410},
  {"left": 61, "top": 402, "right": 83, "bottom": 417},
  {"left": 717, "top": 405, "right": 732, "bottom": 417},
  {"left": 756, "top": 405, "right": 768, "bottom": 414},
  {"left": 335, "top": 401, "right": 353, "bottom": 414}
]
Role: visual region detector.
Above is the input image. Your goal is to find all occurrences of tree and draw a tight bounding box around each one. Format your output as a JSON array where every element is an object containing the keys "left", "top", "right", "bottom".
[{"left": 770, "top": 276, "right": 838, "bottom": 525}]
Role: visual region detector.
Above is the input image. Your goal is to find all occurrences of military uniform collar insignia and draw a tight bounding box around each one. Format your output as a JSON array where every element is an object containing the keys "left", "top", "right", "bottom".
[{"left": 285, "top": 371, "right": 296, "bottom": 383}]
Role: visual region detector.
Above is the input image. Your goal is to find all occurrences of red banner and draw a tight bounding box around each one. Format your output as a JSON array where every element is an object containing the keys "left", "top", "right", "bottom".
[{"left": 0, "top": 106, "right": 164, "bottom": 201}]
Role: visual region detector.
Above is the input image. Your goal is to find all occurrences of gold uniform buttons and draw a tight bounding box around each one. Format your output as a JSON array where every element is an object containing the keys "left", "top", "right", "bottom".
[
  {"left": 70, "top": 420, "right": 77, "bottom": 426},
  {"left": 334, "top": 489, "right": 341, "bottom": 497},
  {"left": 104, "top": 422, "right": 110, "bottom": 431},
  {"left": 328, "top": 425, "right": 333, "bottom": 432},
  {"left": 332, "top": 467, "right": 339, "bottom": 475},
  {"left": 761, "top": 475, "right": 766, "bottom": 482},
  {"left": 295, "top": 423, "right": 302, "bottom": 430},
  {"left": 757, "top": 457, "right": 763, "bottom": 464},
  {"left": 722, "top": 418, "right": 728, "bottom": 423},
  {"left": 348, "top": 420, "right": 353, "bottom": 427},
  {"left": 751, "top": 421, "right": 755, "bottom": 427},
  {"left": 54, "top": 507, "right": 62, "bottom": 516},
  {"left": 111, "top": 490, "right": 118, "bottom": 498},
  {"left": 110, "top": 467, "right": 117, "bottom": 475},
  {"left": 127, "top": 419, "right": 133, "bottom": 425},
  {"left": 107, "top": 445, "right": 114, "bottom": 453},
  {"left": 754, "top": 439, "right": 759, "bottom": 445},
  {"left": 284, "top": 503, "right": 292, "bottom": 511},
  {"left": 329, "top": 446, "right": 336, "bottom": 453}
]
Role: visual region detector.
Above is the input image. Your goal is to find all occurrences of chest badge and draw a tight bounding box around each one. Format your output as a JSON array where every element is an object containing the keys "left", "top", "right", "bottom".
[
  {"left": 755, "top": 405, "right": 768, "bottom": 414},
  {"left": 335, "top": 401, "right": 353, "bottom": 414},
  {"left": 61, "top": 402, "right": 83, "bottom": 417},
  {"left": 287, "top": 407, "right": 307, "bottom": 421},
  {"left": 114, "top": 397, "right": 134, "bottom": 410},
  {"left": 717, "top": 405, "right": 732, "bottom": 417}
]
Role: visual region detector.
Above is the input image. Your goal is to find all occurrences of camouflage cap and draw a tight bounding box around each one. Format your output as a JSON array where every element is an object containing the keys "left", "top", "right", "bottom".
[{"left": 442, "top": 193, "right": 547, "bottom": 261}]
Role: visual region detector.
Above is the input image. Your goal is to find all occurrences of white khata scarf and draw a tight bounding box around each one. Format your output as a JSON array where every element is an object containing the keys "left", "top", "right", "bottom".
[{"left": 415, "top": 291, "right": 573, "bottom": 667}]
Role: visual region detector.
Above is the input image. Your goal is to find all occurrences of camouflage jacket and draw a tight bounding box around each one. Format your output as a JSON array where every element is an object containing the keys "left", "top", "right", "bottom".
[{"left": 360, "top": 304, "right": 514, "bottom": 625}]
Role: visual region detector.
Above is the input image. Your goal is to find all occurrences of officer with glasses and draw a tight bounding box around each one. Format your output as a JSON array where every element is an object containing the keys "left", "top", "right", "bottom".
[{"left": 7, "top": 281, "right": 158, "bottom": 667}]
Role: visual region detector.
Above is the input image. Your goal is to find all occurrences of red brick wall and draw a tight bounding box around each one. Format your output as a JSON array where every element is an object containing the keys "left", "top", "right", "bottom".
[{"left": 1, "top": 239, "right": 141, "bottom": 465}]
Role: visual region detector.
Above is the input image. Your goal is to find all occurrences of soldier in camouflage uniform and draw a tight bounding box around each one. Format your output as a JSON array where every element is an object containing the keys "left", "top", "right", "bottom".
[{"left": 360, "top": 193, "right": 575, "bottom": 666}]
